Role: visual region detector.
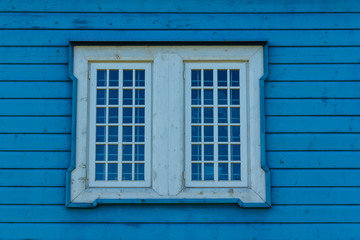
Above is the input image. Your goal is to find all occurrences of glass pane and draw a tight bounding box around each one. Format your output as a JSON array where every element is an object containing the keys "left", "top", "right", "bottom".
[
  {"left": 218, "top": 107, "right": 227, "bottom": 123},
  {"left": 231, "top": 126, "right": 240, "bottom": 142},
  {"left": 96, "top": 89, "right": 106, "bottom": 105},
  {"left": 230, "top": 89, "right": 240, "bottom": 105},
  {"left": 204, "top": 145, "right": 214, "bottom": 161},
  {"left": 218, "top": 126, "right": 228, "bottom": 142},
  {"left": 108, "top": 145, "right": 118, "bottom": 161},
  {"left": 135, "top": 108, "right": 145, "bottom": 123},
  {"left": 204, "top": 70, "right": 213, "bottom": 86},
  {"left": 191, "top": 108, "right": 201, "bottom": 123},
  {"left": 95, "top": 163, "right": 105, "bottom": 180},
  {"left": 96, "top": 145, "right": 105, "bottom": 161},
  {"left": 108, "top": 108, "right": 118, "bottom": 124},
  {"left": 122, "top": 108, "right": 132, "bottom": 123},
  {"left": 231, "top": 163, "right": 241, "bottom": 180},
  {"left": 191, "top": 144, "right": 201, "bottom": 161},
  {"left": 191, "top": 126, "right": 201, "bottom": 142},
  {"left": 218, "top": 70, "right": 227, "bottom": 86},
  {"left": 96, "top": 108, "right": 106, "bottom": 123},
  {"left": 123, "top": 90, "right": 132, "bottom": 105},
  {"left": 231, "top": 145, "right": 241, "bottom": 161},
  {"left": 109, "top": 70, "right": 119, "bottom": 87},
  {"left": 97, "top": 70, "right": 106, "bottom": 87},
  {"left": 218, "top": 144, "right": 228, "bottom": 161},
  {"left": 204, "top": 126, "right": 214, "bottom": 142},
  {"left": 135, "top": 126, "right": 145, "bottom": 142},
  {"left": 204, "top": 90, "right": 213, "bottom": 105},
  {"left": 204, "top": 163, "right": 214, "bottom": 180},
  {"left": 191, "top": 70, "right": 201, "bottom": 87},
  {"left": 192, "top": 163, "right": 201, "bottom": 181},
  {"left": 204, "top": 107, "right": 213, "bottom": 123},
  {"left": 135, "top": 163, "right": 144, "bottom": 180},
  {"left": 192, "top": 89, "right": 201, "bottom": 105},
  {"left": 123, "top": 126, "right": 132, "bottom": 142},
  {"left": 135, "top": 70, "right": 145, "bottom": 87},
  {"left": 218, "top": 89, "right": 227, "bottom": 105},
  {"left": 109, "top": 89, "right": 119, "bottom": 105},
  {"left": 135, "top": 145, "right": 144, "bottom": 161},
  {"left": 96, "top": 126, "right": 105, "bottom": 142},
  {"left": 230, "top": 108, "right": 240, "bottom": 123},
  {"left": 122, "top": 145, "right": 132, "bottom": 161},
  {"left": 122, "top": 163, "right": 132, "bottom": 180},
  {"left": 123, "top": 70, "right": 133, "bottom": 87},
  {"left": 218, "top": 163, "right": 228, "bottom": 180},
  {"left": 135, "top": 89, "right": 145, "bottom": 105},
  {"left": 108, "top": 164, "right": 118, "bottom": 180},
  {"left": 108, "top": 126, "right": 118, "bottom": 142},
  {"left": 230, "top": 70, "right": 239, "bottom": 86}
]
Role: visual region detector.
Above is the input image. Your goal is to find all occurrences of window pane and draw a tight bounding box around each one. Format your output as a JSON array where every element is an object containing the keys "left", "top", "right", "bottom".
[
  {"left": 204, "top": 107, "right": 213, "bottom": 123},
  {"left": 218, "top": 144, "right": 228, "bottom": 161},
  {"left": 204, "top": 145, "right": 214, "bottom": 161},
  {"left": 97, "top": 89, "right": 106, "bottom": 105},
  {"left": 123, "top": 126, "right": 132, "bottom": 142},
  {"left": 96, "top": 108, "right": 106, "bottom": 123},
  {"left": 192, "top": 144, "right": 201, "bottom": 161},
  {"left": 231, "top": 163, "right": 241, "bottom": 180},
  {"left": 135, "top": 89, "right": 145, "bottom": 105},
  {"left": 135, "top": 126, "right": 144, "bottom": 142},
  {"left": 135, "top": 163, "right": 144, "bottom": 180},
  {"left": 204, "top": 163, "right": 214, "bottom": 180},
  {"left": 135, "top": 145, "right": 144, "bottom": 161},
  {"left": 230, "top": 89, "right": 240, "bottom": 105},
  {"left": 108, "top": 108, "right": 118, "bottom": 123},
  {"left": 135, "top": 70, "right": 145, "bottom": 87},
  {"left": 192, "top": 89, "right": 201, "bottom": 105},
  {"left": 108, "top": 145, "right": 118, "bottom": 161},
  {"left": 96, "top": 126, "right": 105, "bottom": 142},
  {"left": 122, "top": 108, "right": 132, "bottom": 123},
  {"left": 96, "top": 145, "right": 105, "bottom": 161},
  {"left": 204, "top": 70, "right": 213, "bottom": 86},
  {"left": 122, "top": 145, "right": 132, "bottom": 161},
  {"left": 108, "top": 164, "right": 118, "bottom": 180},
  {"left": 108, "top": 126, "right": 118, "bottom": 142},
  {"left": 95, "top": 163, "right": 105, "bottom": 180},
  {"left": 135, "top": 108, "right": 145, "bottom": 123},
  {"left": 191, "top": 70, "right": 201, "bottom": 87},
  {"left": 218, "top": 89, "right": 227, "bottom": 105},
  {"left": 204, "top": 126, "right": 214, "bottom": 142},
  {"left": 123, "top": 70, "right": 133, "bottom": 87},
  {"left": 231, "top": 126, "right": 240, "bottom": 142},
  {"left": 97, "top": 70, "right": 106, "bottom": 87},
  {"left": 123, "top": 90, "right": 132, "bottom": 105},
  {"left": 218, "top": 70, "right": 227, "bottom": 86},
  {"left": 191, "top": 126, "right": 201, "bottom": 142},
  {"left": 218, "top": 163, "right": 228, "bottom": 180},
  {"left": 122, "top": 163, "right": 132, "bottom": 180},
  {"left": 231, "top": 145, "right": 241, "bottom": 161},
  {"left": 218, "top": 107, "right": 227, "bottom": 123},
  {"left": 109, "top": 70, "right": 119, "bottom": 87},
  {"left": 230, "top": 70, "right": 239, "bottom": 86},
  {"left": 191, "top": 108, "right": 201, "bottom": 123},
  {"left": 230, "top": 108, "right": 240, "bottom": 123},
  {"left": 218, "top": 126, "right": 228, "bottom": 142},
  {"left": 204, "top": 90, "right": 213, "bottom": 105},
  {"left": 192, "top": 163, "right": 201, "bottom": 181},
  {"left": 109, "top": 89, "right": 119, "bottom": 105}
]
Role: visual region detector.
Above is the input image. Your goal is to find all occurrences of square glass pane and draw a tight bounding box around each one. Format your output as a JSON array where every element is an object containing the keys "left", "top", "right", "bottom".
[
  {"left": 108, "top": 145, "right": 118, "bottom": 161},
  {"left": 218, "top": 89, "right": 227, "bottom": 105},
  {"left": 135, "top": 89, "right": 145, "bottom": 105},
  {"left": 96, "top": 89, "right": 106, "bottom": 105},
  {"left": 230, "top": 89, "right": 240, "bottom": 105},
  {"left": 122, "top": 163, "right": 132, "bottom": 180},
  {"left": 218, "top": 126, "right": 228, "bottom": 142},
  {"left": 204, "top": 90, "right": 213, "bottom": 105},
  {"left": 230, "top": 108, "right": 240, "bottom": 123},
  {"left": 122, "top": 145, "right": 132, "bottom": 161},
  {"left": 231, "top": 163, "right": 241, "bottom": 180},
  {"left": 218, "top": 144, "right": 228, "bottom": 161},
  {"left": 204, "top": 70, "right": 213, "bottom": 86},
  {"left": 96, "top": 145, "right": 105, "bottom": 161},
  {"left": 109, "top": 89, "right": 119, "bottom": 105},
  {"left": 191, "top": 89, "right": 201, "bottom": 105},
  {"left": 123, "top": 126, "right": 132, "bottom": 142},
  {"left": 231, "top": 126, "right": 240, "bottom": 142},
  {"left": 95, "top": 163, "right": 105, "bottom": 180},
  {"left": 135, "top": 145, "right": 144, "bottom": 161},
  {"left": 204, "top": 126, "right": 214, "bottom": 142},
  {"left": 108, "top": 108, "right": 118, "bottom": 123},
  {"left": 96, "top": 126, "right": 105, "bottom": 142},
  {"left": 122, "top": 108, "right": 132, "bottom": 123},
  {"left": 204, "top": 145, "right": 214, "bottom": 161},
  {"left": 191, "top": 108, "right": 201, "bottom": 123},
  {"left": 96, "top": 108, "right": 106, "bottom": 123},
  {"left": 109, "top": 70, "right": 119, "bottom": 87},
  {"left": 191, "top": 70, "right": 201, "bottom": 87},
  {"left": 204, "top": 163, "right": 214, "bottom": 180},
  {"left": 135, "top": 70, "right": 145, "bottom": 87},
  {"left": 108, "top": 164, "right": 118, "bottom": 180},
  {"left": 218, "top": 163, "right": 228, "bottom": 181},
  {"left": 135, "top": 126, "right": 145, "bottom": 142},
  {"left": 204, "top": 107, "right": 213, "bottom": 123},
  {"left": 230, "top": 70, "right": 240, "bottom": 86},
  {"left": 231, "top": 145, "right": 241, "bottom": 161},
  {"left": 123, "top": 90, "right": 132, "bottom": 105},
  {"left": 191, "top": 144, "right": 201, "bottom": 161},
  {"left": 135, "top": 163, "right": 144, "bottom": 180},
  {"left": 192, "top": 163, "right": 201, "bottom": 181},
  {"left": 135, "top": 108, "right": 145, "bottom": 123},
  {"left": 218, "top": 107, "right": 227, "bottom": 123},
  {"left": 191, "top": 126, "right": 201, "bottom": 142},
  {"left": 97, "top": 70, "right": 106, "bottom": 87},
  {"left": 108, "top": 126, "right": 118, "bottom": 142},
  {"left": 123, "top": 70, "right": 133, "bottom": 87},
  {"left": 218, "top": 70, "right": 227, "bottom": 86}
]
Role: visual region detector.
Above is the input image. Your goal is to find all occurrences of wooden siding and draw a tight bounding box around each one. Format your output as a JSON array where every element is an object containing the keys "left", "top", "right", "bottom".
[{"left": 0, "top": 0, "right": 360, "bottom": 239}]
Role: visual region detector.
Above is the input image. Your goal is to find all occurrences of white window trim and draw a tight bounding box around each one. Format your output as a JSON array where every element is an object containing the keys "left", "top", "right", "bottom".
[{"left": 70, "top": 45, "right": 266, "bottom": 205}]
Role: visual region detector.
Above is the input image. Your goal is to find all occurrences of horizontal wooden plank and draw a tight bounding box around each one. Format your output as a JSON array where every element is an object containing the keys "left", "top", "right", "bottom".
[
  {"left": 266, "top": 99, "right": 360, "bottom": 116},
  {"left": 1, "top": 0, "right": 359, "bottom": 13},
  {"left": 266, "top": 133, "right": 360, "bottom": 151},
  {"left": 0, "top": 134, "right": 70, "bottom": 151},
  {"left": 0, "top": 170, "right": 65, "bottom": 187},
  {"left": 2, "top": 205, "right": 360, "bottom": 223},
  {"left": 0, "top": 187, "right": 64, "bottom": 204},
  {"left": 266, "top": 82, "right": 360, "bottom": 98},
  {"left": 1, "top": 13, "right": 359, "bottom": 30},
  {"left": 0, "top": 82, "right": 71, "bottom": 98},
  {"left": 266, "top": 116, "right": 360, "bottom": 133},
  {"left": 0, "top": 117, "right": 71, "bottom": 133},
  {"left": 1, "top": 30, "right": 360, "bottom": 47},
  {"left": 0, "top": 47, "right": 68, "bottom": 64},
  {"left": 0, "top": 152, "right": 70, "bottom": 169},
  {"left": 0, "top": 99, "right": 71, "bottom": 115},
  {"left": 0, "top": 64, "right": 68, "bottom": 81}
]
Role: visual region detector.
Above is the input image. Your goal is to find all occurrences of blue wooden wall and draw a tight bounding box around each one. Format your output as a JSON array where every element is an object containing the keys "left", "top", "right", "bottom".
[{"left": 1, "top": 0, "right": 360, "bottom": 239}]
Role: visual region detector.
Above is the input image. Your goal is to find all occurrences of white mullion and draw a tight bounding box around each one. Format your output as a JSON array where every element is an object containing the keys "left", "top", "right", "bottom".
[
  {"left": 131, "top": 69, "right": 136, "bottom": 181},
  {"left": 201, "top": 69, "right": 205, "bottom": 181},
  {"left": 226, "top": 69, "right": 231, "bottom": 181},
  {"left": 104, "top": 69, "right": 110, "bottom": 181},
  {"left": 118, "top": 68, "right": 123, "bottom": 182},
  {"left": 213, "top": 68, "right": 219, "bottom": 182}
]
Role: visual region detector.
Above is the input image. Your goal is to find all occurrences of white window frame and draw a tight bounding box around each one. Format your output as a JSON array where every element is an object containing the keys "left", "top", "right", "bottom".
[{"left": 70, "top": 45, "right": 267, "bottom": 206}]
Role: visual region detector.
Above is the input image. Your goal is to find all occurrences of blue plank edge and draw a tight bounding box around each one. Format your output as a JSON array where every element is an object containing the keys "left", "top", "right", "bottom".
[{"left": 66, "top": 41, "right": 271, "bottom": 209}]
